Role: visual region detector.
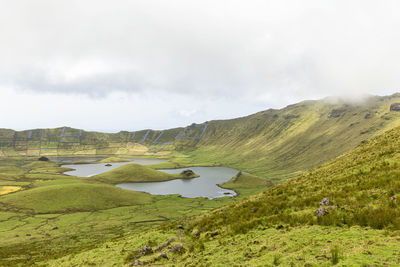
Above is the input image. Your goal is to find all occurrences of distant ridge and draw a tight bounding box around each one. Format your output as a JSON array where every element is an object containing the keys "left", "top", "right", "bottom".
[{"left": 2, "top": 93, "right": 400, "bottom": 182}]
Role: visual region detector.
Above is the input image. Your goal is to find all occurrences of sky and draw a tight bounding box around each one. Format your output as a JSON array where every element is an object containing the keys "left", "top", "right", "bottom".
[{"left": 0, "top": 0, "right": 400, "bottom": 132}]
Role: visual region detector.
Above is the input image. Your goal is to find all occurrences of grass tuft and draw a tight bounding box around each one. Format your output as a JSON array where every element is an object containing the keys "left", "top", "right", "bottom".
[{"left": 330, "top": 246, "right": 340, "bottom": 265}]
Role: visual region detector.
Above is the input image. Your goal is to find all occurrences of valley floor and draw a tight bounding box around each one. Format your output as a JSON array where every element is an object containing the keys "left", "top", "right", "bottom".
[{"left": 0, "top": 156, "right": 262, "bottom": 266}]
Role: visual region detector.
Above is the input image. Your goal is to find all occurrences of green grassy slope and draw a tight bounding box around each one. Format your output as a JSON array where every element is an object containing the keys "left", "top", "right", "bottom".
[
  {"left": 97, "top": 157, "right": 132, "bottom": 163},
  {"left": 0, "top": 182, "right": 152, "bottom": 213},
  {"left": 44, "top": 124, "right": 400, "bottom": 266},
  {"left": 188, "top": 125, "right": 400, "bottom": 233},
  {"left": 0, "top": 157, "right": 236, "bottom": 265},
  {"left": 24, "top": 160, "right": 74, "bottom": 174},
  {"left": 220, "top": 172, "right": 273, "bottom": 189},
  {"left": 44, "top": 225, "right": 400, "bottom": 266},
  {"left": 93, "top": 163, "right": 198, "bottom": 184},
  {"left": 172, "top": 94, "right": 400, "bottom": 181}
]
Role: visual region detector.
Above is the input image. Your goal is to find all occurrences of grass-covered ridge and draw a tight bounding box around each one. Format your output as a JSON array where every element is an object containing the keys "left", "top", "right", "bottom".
[
  {"left": 97, "top": 157, "right": 132, "bottom": 163},
  {"left": 0, "top": 182, "right": 152, "bottom": 213},
  {"left": 220, "top": 171, "right": 272, "bottom": 190},
  {"left": 93, "top": 163, "right": 199, "bottom": 184},
  {"left": 172, "top": 94, "right": 400, "bottom": 181},
  {"left": 24, "top": 160, "right": 74, "bottom": 174},
  {"left": 188, "top": 124, "right": 400, "bottom": 234},
  {"left": 2, "top": 94, "right": 400, "bottom": 184}
]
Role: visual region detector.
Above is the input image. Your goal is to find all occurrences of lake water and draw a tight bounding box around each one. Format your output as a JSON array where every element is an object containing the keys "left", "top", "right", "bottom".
[
  {"left": 61, "top": 158, "right": 238, "bottom": 199},
  {"left": 62, "top": 158, "right": 167, "bottom": 177},
  {"left": 117, "top": 167, "right": 238, "bottom": 199}
]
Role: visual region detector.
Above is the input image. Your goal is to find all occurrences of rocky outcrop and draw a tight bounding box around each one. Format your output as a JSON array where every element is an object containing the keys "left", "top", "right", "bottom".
[
  {"left": 316, "top": 197, "right": 331, "bottom": 216},
  {"left": 169, "top": 244, "right": 184, "bottom": 254},
  {"left": 131, "top": 260, "right": 144, "bottom": 266},
  {"left": 38, "top": 156, "right": 49, "bottom": 161},
  {"left": 154, "top": 240, "right": 171, "bottom": 251},
  {"left": 284, "top": 114, "right": 300, "bottom": 119},
  {"left": 160, "top": 251, "right": 168, "bottom": 259},
  {"left": 210, "top": 231, "right": 219, "bottom": 237},
  {"left": 139, "top": 245, "right": 153, "bottom": 256},
  {"left": 315, "top": 206, "right": 327, "bottom": 216},
  {"left": 390, "top": 103, "right": 400, "bottom": 111},
  {"left": 329, "top": 108, "right": 346, "bottom": 118},
  {"left": 180, "top": 169, "right": 198, "bottom": 178},
  {"left": 320, "top": 198, "right": 330, "bottom": 206}
]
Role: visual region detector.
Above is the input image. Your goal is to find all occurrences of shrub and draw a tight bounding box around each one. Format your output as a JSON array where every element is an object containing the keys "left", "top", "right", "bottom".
[
  {"left": 354, "top": 206, "right": 398, "bottom": 229},
  {"left": 330, "top": 246, "right": 340, "bottom": 265}
]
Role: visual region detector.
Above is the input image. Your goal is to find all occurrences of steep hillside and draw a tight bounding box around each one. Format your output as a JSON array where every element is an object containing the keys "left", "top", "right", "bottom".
[
  {"left": 174, "top": 94, "right": 400, "bottom": 180},
  {"left": 45, "top": 122, "right": 400, "bottom": 266},
  {"left": 2, "top": 93, "right": 400, "bottom": 183},
  {"left": 189, "top": 124, "right": 400, "bottom": 233}
]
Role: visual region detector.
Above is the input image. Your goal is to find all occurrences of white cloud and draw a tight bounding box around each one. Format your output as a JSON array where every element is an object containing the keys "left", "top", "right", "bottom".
[
  {"left": 178, "top": 109, "right": 198, "bottom": 118},
  {"left": 0, "top": 87, "right": 267, "bottom": 131},
  {"left": 0, "top": 0, "right": 399, "bottom": 130}
]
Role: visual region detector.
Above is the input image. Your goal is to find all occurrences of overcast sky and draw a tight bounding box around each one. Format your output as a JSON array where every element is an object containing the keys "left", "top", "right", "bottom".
[{"left": 0, "top": 0, "right": 399, "bottom": 132}]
